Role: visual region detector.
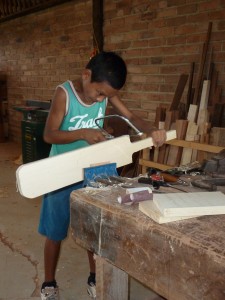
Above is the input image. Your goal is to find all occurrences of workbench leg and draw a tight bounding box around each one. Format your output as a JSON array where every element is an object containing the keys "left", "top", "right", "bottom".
[{"left": 96, "top": 255, "right": 128, "bottom": 300}]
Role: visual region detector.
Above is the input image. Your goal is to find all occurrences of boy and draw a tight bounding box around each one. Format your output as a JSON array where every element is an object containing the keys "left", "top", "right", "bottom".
[{"left": 39, "top": 51, "right": 166, "bottom": 300}]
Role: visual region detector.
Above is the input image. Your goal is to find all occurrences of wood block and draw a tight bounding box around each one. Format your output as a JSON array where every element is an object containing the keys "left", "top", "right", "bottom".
[
  {"left": 153, "top": 191, "right": 225, "bottom": 217},
  {"left": 139, "top": 200, "right": 198, "bottom": 224}
]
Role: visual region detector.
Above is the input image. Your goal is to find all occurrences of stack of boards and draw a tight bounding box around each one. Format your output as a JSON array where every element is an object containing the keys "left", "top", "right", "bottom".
[{"left": 139, "top": 191, "right": 225, "bottom": 224}]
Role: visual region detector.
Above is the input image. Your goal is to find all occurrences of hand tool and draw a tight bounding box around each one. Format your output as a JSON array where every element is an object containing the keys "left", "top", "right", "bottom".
[
  {"left": 95, "top": 114, "right": 144, "bottom": 138},
  {"left": 147, "top": 167, "right": 189, "bottom": 186},
  {"left": 137, "top": 176, "right": 188, "bottom": 193},
  {"left": 191, "top": 177, "right": 225, "bottom": 191}
]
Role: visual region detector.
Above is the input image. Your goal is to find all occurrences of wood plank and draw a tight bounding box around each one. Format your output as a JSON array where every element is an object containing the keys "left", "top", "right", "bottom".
[
  {"left": 138, "top": 159, "right": 171, "bottom": 171},
  {"left": 187, "top": 104, "right": 198, "bottom": 122},
  {"left": 139, "top": 200, "right": 198, "bottom": 224},
  {"left": 139, "top": 138, "right": 224, "bottom": 172},
  {"left": 211, "top": 103, "right": 224, "bottom": 127},
  {"left": 208, "top": 67, "right": 218, "bottom": 106},
  {"left": 180, "top": 121, "right": 199, "bottom": 165},
  {"left": 193, "top": 22, "right": 213, "bottom": 105},
  {"left": 163, "top": 110, "right": 180, "bottom": 164},
  {"left": 153, "top": 192, "right": 225, "bottom": 217},
  {"left": 196, "top": 122, "right": 211, "bottom": 162},
  {"left": 16, "top": 130, "right": 177, "bottom": 198},
  {"left": 157, "top": 111, "right": 175, "bottom": 164},
  {"left": 169, "top": 74, "right": 189, "bottom": 111},
  {"left": 166, "top": 119, "right": 188, "bottom": 166},
  {"left": 153, "top": 121, "right": 165, "bottom": 163},
  {"left": 186, "top": 62, "right": 195, "bottom": 111},
  {"left": 93, "top": 0, "right": 104, "bottom": 52},
  {"left": 154, "top": 106, "right": 166, "bottom": 128},
  {"left": 166, "top": 139, "right": 224, "bottom": 152},
  {"left": 210, "top": 127, "right": 225, "bottom": 147}
]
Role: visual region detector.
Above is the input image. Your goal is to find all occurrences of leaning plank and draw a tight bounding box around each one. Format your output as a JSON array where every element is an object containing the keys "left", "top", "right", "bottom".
[
  {"left": 16, "top": 130, "right": 176, "bottom": 198},
  {"left": 187, "top": 104, "right": 198, "bottom": 122},
  {"left": 153, "top": 121, "right": 165, "bottom": 163},
  {"left": 193, "top": 22, "right": 212, "bottom": 105},
  {"left": 158, "top": 111, "right": 175, "bottom": 164},
  {"left": 166, "top": 119, "right": 188, "bottom": 166},
  {"left": 169, "top": 74, "right": 189, "bottom": 111},
  {"left": 210, "top": 127, "right": 225, "bottom": 147},
  {"left": 180, "top": 121, "right": 198, "bottom": 165},
  {"left": 186, "top": 62, "right": 195, "bottom": 113}
]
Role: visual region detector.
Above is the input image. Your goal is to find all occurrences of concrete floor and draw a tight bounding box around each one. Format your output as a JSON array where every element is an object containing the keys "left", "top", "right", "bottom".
[{"left": 0, "top": 141, "right": 164, "bottom": 300}]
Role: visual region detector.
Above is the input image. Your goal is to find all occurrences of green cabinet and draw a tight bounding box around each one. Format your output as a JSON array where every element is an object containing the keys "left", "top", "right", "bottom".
[
  {"left": 14, "top": 100, "right": 51, "bottom": 163},
  {"left": 21, "top": 120, "right": 51, "bottom": 163}
]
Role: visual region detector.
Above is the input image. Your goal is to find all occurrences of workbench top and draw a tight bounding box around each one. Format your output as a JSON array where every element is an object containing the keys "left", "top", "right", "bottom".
[{"left": 70, "top": 186, "right": 225, "bottom": 300}]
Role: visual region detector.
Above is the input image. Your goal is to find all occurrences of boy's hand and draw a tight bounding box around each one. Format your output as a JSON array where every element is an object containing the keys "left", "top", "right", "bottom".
[
  {"left": 82, "top": 128, "right": 106, "bottom": 144},
  {"left": 150, "top": 129, "right": 167, "bottom": 147}
]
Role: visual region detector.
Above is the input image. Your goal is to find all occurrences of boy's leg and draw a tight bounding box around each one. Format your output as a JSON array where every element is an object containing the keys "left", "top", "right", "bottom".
[
  {"left": 44, "top": 238, "right": 61, "bottom": 282},
  {"left": 87, "top": 250, "right": 96, "bottom": 273},
  {"left": 40, "top": 238, "right": 61, "bottom": 299},
  {"left": 87, "top": 250, "right": 96, "bottom": 298}
]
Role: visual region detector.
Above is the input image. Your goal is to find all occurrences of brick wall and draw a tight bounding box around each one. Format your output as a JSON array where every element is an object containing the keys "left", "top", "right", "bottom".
[{"left": 0, "top": 0, "right": 225, "bottom": 142}]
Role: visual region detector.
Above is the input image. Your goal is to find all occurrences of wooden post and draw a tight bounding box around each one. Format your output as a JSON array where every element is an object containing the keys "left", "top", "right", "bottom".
[
  {"left": 93, "top": 0, "right": 104, "bottom": 52},
  {"left": 96, "top": 256, "right": 129, "bottom": 300}
]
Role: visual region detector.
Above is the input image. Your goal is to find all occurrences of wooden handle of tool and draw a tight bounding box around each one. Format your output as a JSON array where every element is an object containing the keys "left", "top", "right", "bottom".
[
  {"left": 191, "top": 180, "right": 217, "bottom": 191},
  {"left": 161, "top": 173, "right": 179, "bottom": 183}
]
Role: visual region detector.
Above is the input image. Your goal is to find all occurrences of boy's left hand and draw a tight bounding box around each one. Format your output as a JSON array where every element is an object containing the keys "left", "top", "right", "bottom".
[{"left": 150, "top": 129, "right": 167, "bottom": 147}]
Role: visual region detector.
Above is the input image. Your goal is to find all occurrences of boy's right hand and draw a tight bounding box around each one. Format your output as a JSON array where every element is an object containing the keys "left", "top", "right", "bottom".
[{"left": 82, "top": 128, "right": 106, "bottom": 144}]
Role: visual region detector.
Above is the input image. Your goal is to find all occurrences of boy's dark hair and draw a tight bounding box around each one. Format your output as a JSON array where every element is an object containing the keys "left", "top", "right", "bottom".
[{"left": 86, "top": 51, "right": 127, "bottom": 90}]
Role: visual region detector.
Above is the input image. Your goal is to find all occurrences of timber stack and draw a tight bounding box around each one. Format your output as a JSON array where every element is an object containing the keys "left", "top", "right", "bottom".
[{"left": 151, "top": 21, "right": 225, "bottom": 169}]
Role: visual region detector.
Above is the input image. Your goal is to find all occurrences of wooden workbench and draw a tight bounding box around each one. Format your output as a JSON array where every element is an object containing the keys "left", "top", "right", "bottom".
[{"left": 70, "top": 186, "right": 225, "bottom": 300}]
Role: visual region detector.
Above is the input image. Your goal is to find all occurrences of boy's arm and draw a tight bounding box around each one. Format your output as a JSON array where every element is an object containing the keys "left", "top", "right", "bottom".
[
  {"left": 109, "top": 95, "right": 166, "bottom": 147},
  {"left": 44, "top": 87, "right": 106, "bottom": 145}
]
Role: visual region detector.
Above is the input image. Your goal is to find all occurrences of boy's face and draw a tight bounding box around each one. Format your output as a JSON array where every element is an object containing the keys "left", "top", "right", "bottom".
[{"left": 82, "top": 69, "right": 119, "bottom": 104}]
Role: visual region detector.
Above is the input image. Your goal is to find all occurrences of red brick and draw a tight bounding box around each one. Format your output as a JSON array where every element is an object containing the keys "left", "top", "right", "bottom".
[
  {"left": 199, "top": 0, "right": 222, "bottom": 12},
  {"left": 177, "top": 4, "right": 197, "bottom": 15},
  {"left": 166, "top": 16, "right": 187, "bottom": 27}
]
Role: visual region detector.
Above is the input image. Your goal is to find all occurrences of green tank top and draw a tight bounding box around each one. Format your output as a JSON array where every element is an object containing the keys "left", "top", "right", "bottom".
[{"left": 50, "top": 80, "right": 107, "bottom": 156}]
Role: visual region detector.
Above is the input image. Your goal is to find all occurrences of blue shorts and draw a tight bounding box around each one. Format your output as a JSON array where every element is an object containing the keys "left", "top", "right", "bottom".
[{"left": 38, "top": 181, "right": 84, "bottom": 241}]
